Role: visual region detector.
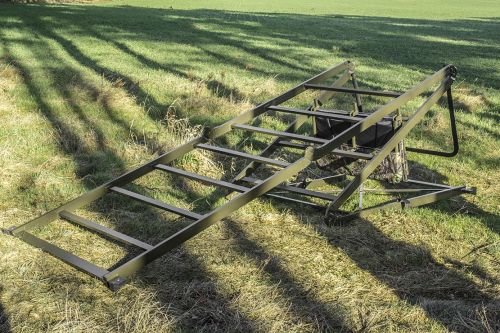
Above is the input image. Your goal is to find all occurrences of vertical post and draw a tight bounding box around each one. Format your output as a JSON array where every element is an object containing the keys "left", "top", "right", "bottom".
[
  {"left": 446, "top": 87, "right": 460, "bottom": 156},
  {"left": 350, "top": 71, "right": 363, "bottom": 113}
]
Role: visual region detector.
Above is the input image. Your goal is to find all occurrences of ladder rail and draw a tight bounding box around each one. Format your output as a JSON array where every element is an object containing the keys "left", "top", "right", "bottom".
[{"left": 9, "top": 62, "right": 349, "bottom": 235}]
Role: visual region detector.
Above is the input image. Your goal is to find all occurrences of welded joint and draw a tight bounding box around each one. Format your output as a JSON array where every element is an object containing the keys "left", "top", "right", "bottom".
[
  {"left": 304, "top": 146, "right": 316, "bottom": 161},
  {"left": 399, "top": 198, "right": 412, "bottom": 209},
  {"left": 1, "top": 226, "right": 17, "bottom": 235},
  {"left": 448, "top": 65, "right": 457, "bottom": 80},
  {"left": 107, "top": 276, "right": 127, "bottom": 291},
  {"left": 462, "top": 186, "right": 477, "bottom": 195}
]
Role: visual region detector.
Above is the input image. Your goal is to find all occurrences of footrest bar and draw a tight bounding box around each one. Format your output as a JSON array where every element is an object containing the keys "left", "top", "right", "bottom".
[
  {"left": 233, "top": 124, "right": 328, "bottom": 144},
  {"left": 196, "top": 143, "right": 290, "bottom": 168},
  {"left": 268, "top": 105, "right": 361, "bottom": 122},
  {"left": 110, "top": 187, "right": 202, "bottom": 220},
  {"left": 155, "top": 164, "right": 248, "bottom": 192},
  {"left": 277, "top": 141, "right": 373, "bottom": 160},
  {"left": 242, "top": 176, "right": 337, "bottom": 201},
  {"left": 59, "top": 211, "right": 153, "bottom": 250},
  {"left": 304, "top": 84, "right": 402, "bottom": 98}
]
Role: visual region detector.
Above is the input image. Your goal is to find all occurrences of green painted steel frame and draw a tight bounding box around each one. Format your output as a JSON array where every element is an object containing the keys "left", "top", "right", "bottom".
[{"left": 7, "top": 61, "right": 471, "bottom": 290}]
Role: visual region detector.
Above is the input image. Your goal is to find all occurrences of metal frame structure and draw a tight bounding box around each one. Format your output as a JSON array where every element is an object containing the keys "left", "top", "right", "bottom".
[{"left": 6, "top": 61, "right": 474, "bottom": 290}]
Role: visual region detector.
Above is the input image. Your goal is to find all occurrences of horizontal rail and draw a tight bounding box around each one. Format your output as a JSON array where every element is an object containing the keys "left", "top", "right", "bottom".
[
  {"left": 314, "top": 108, "right": 401, "bottom": 122},
  {"left": 276, "top": 141, "right": 313, "bottom": 149},
  {"left": 155, "top": 164, "right": 328, "bottom": 206},
  {"left": 406, "top": 179, "right": 454, "bottom": 189},
  {"left": 267, "top": 106, "right": 361, "bottom": 123},
  {"left": 265, "top": 193, "right": 325, "bottom": 208},
  {"left": 59, "top": 211, "right": 153, "bottom": 250},
  {"left": 155, "top": 164, "right": 248, "bottom": 192},
  {"left": 232, "top": 124, "right": 328, "bottom": 144},
  {"left": 304, "top": 84, "right": 402, "bottom": 97},
  {"left": 110, "top": 187, "right": 202, "bottom": 220},
  {"left": 241, "top": 176, "right": 337, "bottom": 201},
  {"left": 277, "top": 141, "right": 373, "bottom": 160},
  {"left": 17, "top": 231, "right": 109, "bottom": 279},
  {"left": 196, "top": 143, "right": 290, "bottom": 168}
]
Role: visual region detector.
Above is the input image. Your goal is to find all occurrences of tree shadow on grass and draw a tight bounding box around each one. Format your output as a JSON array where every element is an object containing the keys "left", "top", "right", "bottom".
[
  {"left": 267, "top": 188, "right": 499, "bottom": 331},
  {"left": 0, "top": 13, "right": 342, "bottom": 331},
  {"left": 1, "top": 35, "right": 260, "bottom": 333},
  {"left": 323, "top": 216, "right": 500, "bottom": 332},
  {"left": 408, "top": 161, "right": 500, "bottom": 235},
  {"left": 0, "top": 287, "right": 11, "bottom": 333},
  {"left": 2, "top": 5, "right": 498, "bottom": 125},
  {"left": 264, "top": 158, "right": 499, "bottom": 332},
  {"left": 1, "top": 3, "right": 499, "bottom": 331},
  {"left": 222, "top": 219, "right": 351, "bottom": 332}
]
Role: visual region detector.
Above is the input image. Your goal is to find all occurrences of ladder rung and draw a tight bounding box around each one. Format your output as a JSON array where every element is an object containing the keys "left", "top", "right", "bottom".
[
  {"left": 155, "top": 165, "right": 325, "bottom": 207},
  {"left": 276, "top": 140, "right": 314, "bottom": 149},
  {"left": 233, "top": 124, "right": 328, "bottom": 144},
  {"left": 59, "top": 211, "right": 153, "bottom": 250},
  {"left": 265, "top": 193, "right": 325, "bottom": 208},
  {"left": 155, "top": 164, "right": 248, "bottom": 192},
  {"left": 304, "top": 84, "right": 402, "bottom": 97},
  {"left": 110, "top": 187, "right": 202, "bottom": 220},
  {"left": 277, "top": 141, "right": 373, "bottom": 160},
  {"left": 313, "top": 108, "right": 400, "bottom": 122},
  {"left": 268, "top": 106, "right": 361, "bottom": 122},
  {"left": 17, "top": 231, "right": 109, "bottom": 279},
  {"left": 196, "top": 143, "right": 290, "bottom": 168},
  {"left": 242, "top": 176, "right": 337, "bottom": 201}
]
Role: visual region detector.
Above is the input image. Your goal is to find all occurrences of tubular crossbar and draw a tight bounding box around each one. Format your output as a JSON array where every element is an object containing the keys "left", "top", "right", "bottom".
[
  {"left": 196, "top": 143, "right": 291, "bottom": 167},
  {"left": 232, "top": 124, "right": 328, "bottom": 144},
  {"left": 17, "top": 231, "right": 109, "bottom": 279},
  {"left": 276, "top": 141, "right": 373, "bottom": 160},
  {"left": 155, "top": 164, "right": 249, "bottom": 192},
  {"left": 7, "top": 61, "right": 471, "bottom": 291},
  {"left": 269, "top": 106, "right": 400, "bottom": 122},
  {"left": 241, "top": 176, "right": 337, "bottom": 201},
  {"left": 154, "top": 164, "right": 330, "bottom": 208},
  {"left": 110, "top": 186, "right": 202, "bottom": 220},
  {"left": 60, "top": 211, "right": 154, "bottom": 250},
  {"left": 267, "top": 106, "right": 362, "bottom": 122},
  {"left": 304, "top": 84, "right": 402, "bottom": 98}
]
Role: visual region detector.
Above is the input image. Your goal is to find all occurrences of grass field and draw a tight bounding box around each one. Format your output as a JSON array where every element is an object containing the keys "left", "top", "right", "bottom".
[{"left": 0, "top": 0, "right": 499, "bottom": 332}]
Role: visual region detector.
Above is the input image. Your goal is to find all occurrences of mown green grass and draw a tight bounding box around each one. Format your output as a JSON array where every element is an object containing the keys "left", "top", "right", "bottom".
[{"left": 0, "top": 1, "right": 499, "bottom": 332}]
